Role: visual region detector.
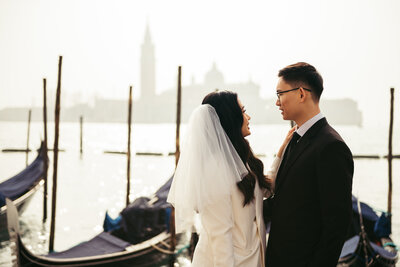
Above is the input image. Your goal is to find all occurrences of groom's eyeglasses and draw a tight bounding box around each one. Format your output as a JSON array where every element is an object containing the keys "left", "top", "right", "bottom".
[{"left": 276, "top": 87, "right": 311, "bottom": 101}]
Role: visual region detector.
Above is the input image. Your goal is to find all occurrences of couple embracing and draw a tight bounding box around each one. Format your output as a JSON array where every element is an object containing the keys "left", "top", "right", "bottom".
[{"left": 167, "top": 62, "right": 354, "bottom": 267}]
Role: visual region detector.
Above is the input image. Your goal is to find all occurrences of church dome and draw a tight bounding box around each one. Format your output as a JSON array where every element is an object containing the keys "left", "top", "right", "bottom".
[{"left": 204, "top": 62, "right": 225, "bottom": 88}]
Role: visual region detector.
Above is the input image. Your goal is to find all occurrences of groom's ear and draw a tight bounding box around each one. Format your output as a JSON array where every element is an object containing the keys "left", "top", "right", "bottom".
[{"left": 299, "top": 87, "right": 306, "bottom": 102}]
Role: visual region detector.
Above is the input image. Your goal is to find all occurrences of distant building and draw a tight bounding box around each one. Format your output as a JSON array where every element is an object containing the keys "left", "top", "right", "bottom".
[
  {"left": 140, "top": 61, "right": 269, "bottom": 123},
  {"left": 0, "top": 24, "right": 362, "bottom": 126},
  {"left": 132, "top": 25, "right": 362, "bottom": 126}
]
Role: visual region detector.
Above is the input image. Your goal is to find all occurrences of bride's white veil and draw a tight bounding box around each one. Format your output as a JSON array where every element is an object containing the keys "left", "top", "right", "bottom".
[{"left": 167, "top": 104, "right": 248, "bottom": 233}]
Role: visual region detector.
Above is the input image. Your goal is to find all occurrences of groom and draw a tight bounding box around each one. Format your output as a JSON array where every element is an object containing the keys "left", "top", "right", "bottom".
[{"left": 265, "top": 62, "right": 354, "bottom": 267}]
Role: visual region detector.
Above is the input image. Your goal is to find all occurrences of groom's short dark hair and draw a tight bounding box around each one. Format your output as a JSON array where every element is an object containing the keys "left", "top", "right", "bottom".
[{"left": 278, "top": 62, "right": 323, "bottom": 102}]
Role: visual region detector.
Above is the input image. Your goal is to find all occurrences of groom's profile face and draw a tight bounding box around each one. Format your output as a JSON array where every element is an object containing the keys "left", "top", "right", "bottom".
[{"left": 275, "top": 77, "right": 299, "bottom": 121}]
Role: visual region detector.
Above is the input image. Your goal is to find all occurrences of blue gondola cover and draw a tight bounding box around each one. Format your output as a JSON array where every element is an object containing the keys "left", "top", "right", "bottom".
[
  {"left": 0, "top": 152, "right": 45, "bottom": 207},
  {"left": 374, "top": 212, "right": 391, "bottom": 238}
]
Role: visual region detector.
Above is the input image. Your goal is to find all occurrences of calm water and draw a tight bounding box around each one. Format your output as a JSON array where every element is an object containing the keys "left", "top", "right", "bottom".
[{"left": 0, "top": 121, "right": 399, "bottom": 266}]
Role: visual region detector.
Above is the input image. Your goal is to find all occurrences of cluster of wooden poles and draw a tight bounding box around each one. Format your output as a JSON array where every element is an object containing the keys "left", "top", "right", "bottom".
[{"left": 6, "top": 56, "right": 183, "bottom": 254}]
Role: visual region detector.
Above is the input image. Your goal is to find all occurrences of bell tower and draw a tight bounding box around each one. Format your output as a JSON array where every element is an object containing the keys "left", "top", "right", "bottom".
[{"left": 140, "top": 23, "right": 156, "bottom": 100}]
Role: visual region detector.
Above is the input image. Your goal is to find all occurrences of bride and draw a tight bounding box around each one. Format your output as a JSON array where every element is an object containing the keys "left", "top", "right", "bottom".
[{"left": 167, "top": 90, "right": 293, "bottom": 267}]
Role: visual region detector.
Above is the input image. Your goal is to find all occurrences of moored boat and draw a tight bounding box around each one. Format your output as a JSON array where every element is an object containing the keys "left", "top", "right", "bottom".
[
  {"left": 338, "top": 196, "right": 398, "bottom": 266},
  {"left": 0, "top": 144, "right": 47, "bottom": 231},
  {"left": 6, "top": 177, "right": 189, "bottom": 267}
]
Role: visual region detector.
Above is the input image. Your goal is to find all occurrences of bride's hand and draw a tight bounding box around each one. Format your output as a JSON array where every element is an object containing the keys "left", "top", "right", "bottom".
[{"left": 277, "top": 126, "right": 297, "bottom": 158}]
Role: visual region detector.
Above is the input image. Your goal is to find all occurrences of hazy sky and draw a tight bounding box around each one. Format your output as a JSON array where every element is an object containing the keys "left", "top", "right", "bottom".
[{"left": 1, "top": 0, "right": 399, "bottom": 126}]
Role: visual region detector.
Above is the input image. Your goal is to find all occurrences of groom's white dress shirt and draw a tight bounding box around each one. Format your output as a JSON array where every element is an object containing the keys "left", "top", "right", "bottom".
[{"left": 296, "top": 113, "right": 325, "bottom": 138}]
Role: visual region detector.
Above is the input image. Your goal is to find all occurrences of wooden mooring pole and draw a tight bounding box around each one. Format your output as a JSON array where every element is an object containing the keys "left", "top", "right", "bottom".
[
  {"left": 80, "top": 116, "right": 83, "bottom": 155},
  {"left": 26, "top": 109, "right": 32, "bottom": 166},
  {"left": 49, "top": 56, "right": 63, "bottom": 252},
  {"left": 175, "top": 66, "right": 182, "bottom": 167},
  {"left": 387, "top": 88, "right": 394, "bottom": 222},
  {"left": 43, "top": 78, "right": 48, "bottom": 222},
  {"left": 170, "top": 66, "right": 181, "bottom": 261},
  {"left": 126, "top": 86, "right": 133, "bottom": 207}
]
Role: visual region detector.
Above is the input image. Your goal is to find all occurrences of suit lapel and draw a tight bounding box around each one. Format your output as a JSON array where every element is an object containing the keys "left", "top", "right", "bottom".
[
  {"left": 281, "top": 136, "right": 311, "bottom": 177},
  {"left": 274, "top": 118, "right": 328, "bottom": 195},
  {"left": 274, "top": 139, "right": 310, "bottom": 194}
]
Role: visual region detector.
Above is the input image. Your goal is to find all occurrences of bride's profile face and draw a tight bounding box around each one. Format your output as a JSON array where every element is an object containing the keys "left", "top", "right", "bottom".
[{"left": 237, "top": 98, "right": 251, "bottom": 137}]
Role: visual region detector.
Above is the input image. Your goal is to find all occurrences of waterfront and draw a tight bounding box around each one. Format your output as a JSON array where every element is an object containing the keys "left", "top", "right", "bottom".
[{"left": 0, "top": 121, "right": 399, "bottom": 266}]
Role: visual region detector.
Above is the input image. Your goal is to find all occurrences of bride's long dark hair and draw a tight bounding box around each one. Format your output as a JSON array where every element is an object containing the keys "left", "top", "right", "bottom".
[{"left": 202, "top": 90, "right": 271, "bottom": 206}]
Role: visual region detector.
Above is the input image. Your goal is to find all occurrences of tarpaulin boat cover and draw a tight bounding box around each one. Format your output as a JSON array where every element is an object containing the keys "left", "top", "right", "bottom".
[
  {"left": 339, "top": 235, "right": 397, "bottom": 261},
  {"left": 352, "top": 195, "right": 379, "bottom": 222},
  {"left": 118, "top": 177, "right": 172, "bottom": 244},
  {"left": 0, "top": 152, "right": 45, "bottom": 207},
  {"left": 339, "top": 235, "right": 359, "bottom": 258},
  {"left": 348, "top": 196, "right": 381, "bottom": 241},
  {"left": 47, "top": 232, "right": 131, "bottom": 258}
]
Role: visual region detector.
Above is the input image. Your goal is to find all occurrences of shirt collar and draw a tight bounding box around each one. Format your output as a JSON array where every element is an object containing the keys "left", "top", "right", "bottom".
[{"left": 296, "top": 113, "right": 325, "bottom": 137}]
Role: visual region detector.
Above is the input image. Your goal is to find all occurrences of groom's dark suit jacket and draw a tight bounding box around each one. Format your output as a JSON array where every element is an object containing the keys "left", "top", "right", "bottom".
[{"left": 265, "top": 118, "right": 354, "bottom": 267}]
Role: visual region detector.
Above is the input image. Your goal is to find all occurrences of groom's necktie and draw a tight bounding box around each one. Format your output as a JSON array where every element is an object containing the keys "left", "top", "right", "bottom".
[
  {"left": 285, "top": 132, "right": 301, "bottom": 159},
  {"left": 276, "top": 132, "right": 301, "bottom": 186}
]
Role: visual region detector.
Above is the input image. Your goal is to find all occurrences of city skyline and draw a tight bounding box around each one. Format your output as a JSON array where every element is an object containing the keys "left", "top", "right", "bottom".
[
  {"left": 0, "top": 0, "right": 399, "bottom": 127},
  {"left": 0, "top": 36, "right": 363, "bottom": 126}
]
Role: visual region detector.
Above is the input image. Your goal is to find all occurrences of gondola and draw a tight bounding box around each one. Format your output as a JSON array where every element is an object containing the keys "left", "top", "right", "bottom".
[
  {"left": 6, "top": 176, "right": 189, "bottom": 266},
  {"left": 338, "top": 196, "right": 398, "bottom": 266},
  {"left": 0, "top": 144, "right": 47, "bottom": 230}
]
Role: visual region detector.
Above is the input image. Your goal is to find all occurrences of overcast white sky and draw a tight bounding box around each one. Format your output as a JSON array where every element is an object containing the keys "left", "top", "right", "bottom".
[{"left": 0, "top": 0, "right": 399, "bottom": 126}]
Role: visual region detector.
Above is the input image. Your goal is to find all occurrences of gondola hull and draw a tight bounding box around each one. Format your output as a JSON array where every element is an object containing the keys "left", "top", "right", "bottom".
[
  {"left": 1, "top": 147, "right": 47, "bottom": 234},
  {"left": 6, "top": 175, "right": 188, "bottom": 267},
  {"left": 337, "top": 197, "right": 398, "bottom": 266},
  {"left": 15, "top": 232, "right": 178, "bottom": 267},
  {"left": 0, "top": 180, "right": 43, "bottom": 230},
  {"left": 338, "top": 235, "right": 398, "bottom": 267}
]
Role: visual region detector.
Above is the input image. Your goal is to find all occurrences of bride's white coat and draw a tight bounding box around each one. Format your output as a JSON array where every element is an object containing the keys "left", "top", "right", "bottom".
[{"left": 167, "top": 104, "right": 282, "bottom": 267}]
